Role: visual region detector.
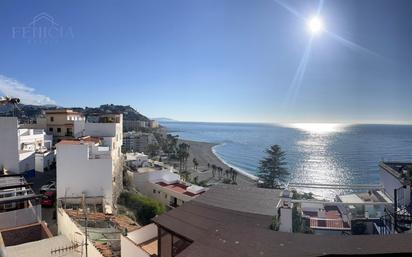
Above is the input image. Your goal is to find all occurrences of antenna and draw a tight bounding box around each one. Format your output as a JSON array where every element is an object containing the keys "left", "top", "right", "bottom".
[{"left": 50, "top": 241, "right": 81, "bottom": 255}]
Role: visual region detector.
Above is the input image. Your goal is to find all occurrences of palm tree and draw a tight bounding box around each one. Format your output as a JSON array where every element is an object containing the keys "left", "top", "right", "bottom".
[
  {"left": 211, "top": 164, "right": 216, "bottom": 177},
  {"left": 177, "top": 142, "right": 190, "bottom": 172},
  {"left": 257, "top": 145, "right": 289, "bottom": 189},
  {"left": 192, "top": 158, "right": 199, "bottom": 172}
]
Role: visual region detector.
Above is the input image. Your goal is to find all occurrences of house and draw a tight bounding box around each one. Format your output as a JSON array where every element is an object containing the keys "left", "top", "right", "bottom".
[
  {"left": 125, "top": 152, "right": 150, "bottom": 169},
  {"left": 132, "top": 168, "right": 205, "bottom": 208},
  {"left": 44, "top": 109, "right": 84, "bottom": 143},
  {"left": 56, "top": 114, "right": 123, "bottom": 214},
  {"left": 0, "top": 117, "right": 53, "bottom": 175}
]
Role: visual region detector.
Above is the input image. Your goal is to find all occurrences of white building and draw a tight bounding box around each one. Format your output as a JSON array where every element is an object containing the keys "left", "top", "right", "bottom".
[
  {"left": 125, "top": 152, "right": 150, "bottom": 169},
  {"left": 56, "top": 114, "right": 123, "bottom": 214},
  {"left": 132, "top": 168, "right": 205, "bottom": 208},
  {"left": 0, "top": 117, "right": 53, "bottom": 174},
  {"left": 122, "top": 131, "right": 158, "bottom": 153}
]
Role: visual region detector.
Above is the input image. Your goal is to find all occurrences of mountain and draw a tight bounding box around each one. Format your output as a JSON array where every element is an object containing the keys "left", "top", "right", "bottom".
[
  {"left": 0, "top": 104, "right": 150, "bottom": 122},
  {"left": 153, "top": 117, "right": 177, "bottom": 122}
]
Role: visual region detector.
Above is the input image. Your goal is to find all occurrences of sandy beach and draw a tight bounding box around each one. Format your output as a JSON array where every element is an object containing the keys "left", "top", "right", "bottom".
[{"left": 168, "top": 139, "right": 257, "bottom": 187}]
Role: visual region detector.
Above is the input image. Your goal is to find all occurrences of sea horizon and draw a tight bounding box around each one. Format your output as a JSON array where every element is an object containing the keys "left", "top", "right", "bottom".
[{"left": 162, "top": 121, "right": 412, "bottom": 199}]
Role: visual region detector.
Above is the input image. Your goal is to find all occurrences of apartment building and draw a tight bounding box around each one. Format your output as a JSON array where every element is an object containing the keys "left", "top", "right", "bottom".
[
  {"left": 44, "top": 109, "right": 84, "bottom": 142},
  {"left": 0, "top": 117, "right": 53, "bottom": 175},
  {"left": 56, "top": 114, "right": 123, "bottom": 214},
  {"left": 122, "top": 131, "right": 158, "bottom": 153},
  {"left": 123, "top": 120, "right": 148, "bottom": 131}
]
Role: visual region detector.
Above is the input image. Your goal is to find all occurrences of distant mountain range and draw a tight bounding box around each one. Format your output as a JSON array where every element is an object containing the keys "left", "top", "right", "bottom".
[
  {"left": 153, "top": 117, "right": 177, "bottom": 122},
  {"left": 0, "top": 104, "right": 150, "bottom": 122}
]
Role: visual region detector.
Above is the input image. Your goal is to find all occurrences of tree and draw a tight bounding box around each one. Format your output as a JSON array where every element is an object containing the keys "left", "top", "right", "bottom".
[
  {"left": 118, "top": 192, "right": 165, "bottom": 225},
  {"left": 177, "top": 142, "right": 190, "bottom": 172},
  {"left": 192, "top": 158, "right": 199, "bottom": 171},
  {"left": 164, "top": 134, "right": 179, "bottom": 158},
  {"left": 211, "top": 164, "right": 216, "bottom": 177},
  {"left": 145, "top": 144, "right": 160, "bottom": 158},
  {"left": 257, "top": 145, "right": 289, "bottom": 189}
]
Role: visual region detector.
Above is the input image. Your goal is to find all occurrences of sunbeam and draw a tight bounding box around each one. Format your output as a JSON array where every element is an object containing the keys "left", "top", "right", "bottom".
[
  {"left": 326, "top": 30, "right": 382, "bottom": 58},
  {"left": 286, "top": 37, "right": 314, "bottom": 105},
  {"left": 272, "top": 0, "right": 305, "bottom": 21}
]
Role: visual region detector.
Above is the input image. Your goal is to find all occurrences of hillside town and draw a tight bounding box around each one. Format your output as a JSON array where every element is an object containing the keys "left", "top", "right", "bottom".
[{"left": 1, "top": 102, "right": 412, "bottom": 257}]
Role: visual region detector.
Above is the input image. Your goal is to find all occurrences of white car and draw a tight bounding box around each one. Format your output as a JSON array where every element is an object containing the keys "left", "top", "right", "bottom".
[{"left": 40, "top": 181, "right": 56, "bottom": 193}]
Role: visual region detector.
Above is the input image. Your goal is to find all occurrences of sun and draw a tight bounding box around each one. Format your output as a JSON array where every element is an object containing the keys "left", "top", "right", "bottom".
[{"left": 307, "top": 16, "right": 324, "bottom": 35}]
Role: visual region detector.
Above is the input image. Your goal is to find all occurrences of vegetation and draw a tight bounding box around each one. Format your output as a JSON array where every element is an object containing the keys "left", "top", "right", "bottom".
[
  {"left": 291, "top": 190, "right": 314, "bottom": 200},
  {"left": 177, "top": 142, "right": 190, "bottom": 172},
  {"left": 161, "top": 134, "right": 179, "bottom": 159},
  {"left": 192, "top": 158, "right": 199, "bottom": 171},
  {"left": 292, "top": 205, "right": 303, "bottom": 233},
  {"left": 145, "top": 143, "right": 160, "bottom": 158},
  {"left": 270, "top": 216, "right": 280, "bottom": 231},
  {"left": 118, "top": 191, "right": 166, "bottom": 225},
  {"left": 257, "top": 145, "right": 289, "bottom": 189}
]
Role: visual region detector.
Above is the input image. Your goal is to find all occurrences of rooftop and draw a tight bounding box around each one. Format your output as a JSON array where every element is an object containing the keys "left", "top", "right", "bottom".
[
  {"left": 64, "top": 208, "right": 140, "bottom": 257},
  {"left": 45, "top": 109, "right": 82, "bottom": 115},
  {"left": 302, "top": 205, "right": 351, "bottom": 231},
  {"left": 153, "top": 200, "right": 412, "bottom": 257},
  {"left": 57, "top": 136, "right": 102, "bottom": 145},
  {"left": 337, "top": 190, "right": 392, "bottom": 204},
  {"left": 4, "top": 234, "right": 80, "bottom": 257},
  {"left": 380, "top": 161, "right": 412, "bottom": 185},
  {"left": 156, "top": 182, "right": 204, "bottom": 197},
  {"left": 194, "top": 184, "right": 281, "bottom": 216}
]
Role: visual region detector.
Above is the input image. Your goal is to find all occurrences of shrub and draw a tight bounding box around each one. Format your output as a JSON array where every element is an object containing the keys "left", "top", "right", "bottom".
[
  {"left": 222, "top": 178, "right": 232, "bottom": 184},
  {"left": 118, "top": 192, "right": 166, "bottom": 225}
]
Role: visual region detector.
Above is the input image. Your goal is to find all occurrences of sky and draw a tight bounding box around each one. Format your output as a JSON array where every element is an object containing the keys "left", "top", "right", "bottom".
[{"left": 0, "top": 0, "right": 411, "bottom": 123}]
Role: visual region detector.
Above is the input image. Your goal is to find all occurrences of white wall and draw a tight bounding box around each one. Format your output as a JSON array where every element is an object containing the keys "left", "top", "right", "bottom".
[
  {"left": 57, "top": 208, "right": 103, "bottom": 257},
  {"left": 380, "top": 167, "right": 403, "bottom": 201},
  {"left": 56, "top": 143, "right": 114, "bottom": 212},
  {"left": 0, "top": 117, "right": 19, "bottom": 172}
]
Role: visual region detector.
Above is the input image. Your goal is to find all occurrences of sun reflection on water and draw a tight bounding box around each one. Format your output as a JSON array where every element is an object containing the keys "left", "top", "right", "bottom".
[
  {"left": 286, "top": 123, "right": 350, "bottom": 199},
  {"left": 289, "top": 123, "right": 347, "bottom": 134}
]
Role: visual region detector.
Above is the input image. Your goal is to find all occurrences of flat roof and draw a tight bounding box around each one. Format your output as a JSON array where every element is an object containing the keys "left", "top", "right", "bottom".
[
  {"left": 194, "top": 184, "right": 281, "bottom": 216},
  {"left": 57, "top": 136, "right": 101, "bottom": 145},
  {"left": 380, "top": 161, "right": 412, "bottom": 185},
  {"left": 153, "top": 201, "right": 412, "bottom": 257},
  {"left": 5, "top": 235, "right": 81, "bottom": 257},
  {"left": 156, "top": 182, "right": 201, "bottom": 197}
]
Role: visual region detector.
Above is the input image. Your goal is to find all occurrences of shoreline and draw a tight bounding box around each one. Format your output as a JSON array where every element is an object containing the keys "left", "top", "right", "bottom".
[
  {"left": 174, "top": 139, "right": 257, "bottom": 186},
  {"left": 211, "top": 143, "right": 259, "bottom": 181}
]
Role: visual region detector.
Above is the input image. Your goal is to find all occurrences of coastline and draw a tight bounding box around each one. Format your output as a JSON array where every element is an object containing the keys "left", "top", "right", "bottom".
[
  {"left": 175, "top": 139, "right": 257, "bottom": 186},
  {"left": 211, "top": 143, "right": 259, "bottom": 181}
]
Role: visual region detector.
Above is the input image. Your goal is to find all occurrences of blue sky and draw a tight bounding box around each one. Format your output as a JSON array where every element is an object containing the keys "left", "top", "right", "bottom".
[{"left": 0, "top": 0, "right": 411, "bottom": 123}]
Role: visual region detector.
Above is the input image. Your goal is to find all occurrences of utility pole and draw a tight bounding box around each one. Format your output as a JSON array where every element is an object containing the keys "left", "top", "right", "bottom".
[{"left": 82, "top": 193, "right": 89, "bottom": 257}]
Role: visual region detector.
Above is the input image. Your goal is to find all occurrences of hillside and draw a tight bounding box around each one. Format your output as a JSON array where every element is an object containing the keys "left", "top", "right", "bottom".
[{"left": 0, "top": 104, "right": 150, "bottom": 122}]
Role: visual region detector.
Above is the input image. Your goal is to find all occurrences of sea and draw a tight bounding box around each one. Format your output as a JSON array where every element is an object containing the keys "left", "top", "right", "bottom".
[{"left": 161, "top": 122, "right": 412, "bottom": 199}]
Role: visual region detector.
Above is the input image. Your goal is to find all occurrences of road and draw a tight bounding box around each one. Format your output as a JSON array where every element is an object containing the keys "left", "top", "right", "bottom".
[{"left": 26, "top": 167, "right": 58, "bottom": 235}]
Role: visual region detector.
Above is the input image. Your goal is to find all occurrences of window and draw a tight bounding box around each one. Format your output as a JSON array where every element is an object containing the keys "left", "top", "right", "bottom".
[
  {"left": 50, "top": 116, "right": 54, "bottom": 122},
  {"left": 165, "top": 194, "right": 168, "bottom": 199},
  {"left": 57, "top": 128, "right": 61, "bottom": 133},
  {"left": 153, "top": 189, "right": 156, "bottom": 194},
  {"left": 49, "top": 127, "right": 53, "bottom": 132}
]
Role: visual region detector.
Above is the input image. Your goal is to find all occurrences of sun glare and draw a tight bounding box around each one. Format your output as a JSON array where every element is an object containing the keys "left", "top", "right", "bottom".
[
  {"left": 289, "top": 123, "right": 345, "bottom": 134},
  {"left": 307, "top": 16, "right": 324, "bottom": 35}
]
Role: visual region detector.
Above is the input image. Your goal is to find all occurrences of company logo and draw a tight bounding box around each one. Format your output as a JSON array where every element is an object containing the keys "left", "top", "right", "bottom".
[{"left": 12, "top": 12, "right": 74, "bottom": 43}]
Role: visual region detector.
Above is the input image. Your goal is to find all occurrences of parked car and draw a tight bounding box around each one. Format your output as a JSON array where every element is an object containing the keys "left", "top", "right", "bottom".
[
  {"left": 41, "top": 190, "right": 56, "bottom": 207},
  {"left": 40, "top": 181, "right": 56, "bottom": 193}
]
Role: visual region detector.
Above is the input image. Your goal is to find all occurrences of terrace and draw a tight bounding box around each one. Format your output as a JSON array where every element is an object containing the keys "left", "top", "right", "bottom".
[{"left": 301, "top": 203, "right": 351, "bottom": 232}]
